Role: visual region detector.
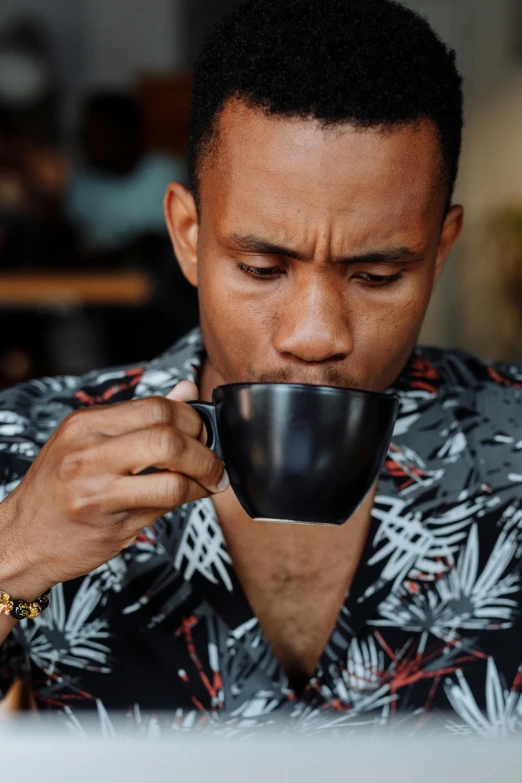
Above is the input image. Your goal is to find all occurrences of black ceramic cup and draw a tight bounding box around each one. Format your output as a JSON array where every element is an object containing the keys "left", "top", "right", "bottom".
[{"left": 188, "top": 383, "right": 398, "bottom": 526}]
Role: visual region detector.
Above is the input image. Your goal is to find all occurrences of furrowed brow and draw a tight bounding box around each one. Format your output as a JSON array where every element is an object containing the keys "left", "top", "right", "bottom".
[
  {"left": 228, "top": 233, "right": 418, "bottom": 264},
  {"left": 227, "top": 233, "right": 309, "bottom": 260},
  {"left": 338, "top": 247, "right": 418, "bottom": 264}
]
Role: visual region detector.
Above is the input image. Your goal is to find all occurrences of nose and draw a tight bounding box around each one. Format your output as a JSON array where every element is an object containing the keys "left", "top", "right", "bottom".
[{"left": 273, "top": 269, "right": 353, "bottom": 364}]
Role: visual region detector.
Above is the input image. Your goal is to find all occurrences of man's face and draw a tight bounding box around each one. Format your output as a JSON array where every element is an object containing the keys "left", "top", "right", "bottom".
[{"left": 166, "top": 101, "right": 463, "bottom": 392}]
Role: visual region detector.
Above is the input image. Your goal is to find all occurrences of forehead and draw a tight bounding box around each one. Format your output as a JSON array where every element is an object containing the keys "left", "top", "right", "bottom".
[{"left": 200, "top": 101, "right": 446, "bottom": 247}]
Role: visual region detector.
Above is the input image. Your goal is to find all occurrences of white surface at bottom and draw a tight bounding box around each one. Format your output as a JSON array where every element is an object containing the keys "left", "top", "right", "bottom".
[{"left": 0, "top": 730, "right": 519, "bottom": 783}]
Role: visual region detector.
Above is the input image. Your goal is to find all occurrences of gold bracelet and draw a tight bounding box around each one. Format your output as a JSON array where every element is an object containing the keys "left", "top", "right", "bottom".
[{"left": 0, "top": 590, "right": 50, "bottom": 621}]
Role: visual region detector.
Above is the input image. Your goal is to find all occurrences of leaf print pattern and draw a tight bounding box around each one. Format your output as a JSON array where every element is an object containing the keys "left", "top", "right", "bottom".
[
  {"left": 174, "top": 500, "right": 233, "bottom": 591},
  {"left": 445, "top": 659, "right": 522, "bottom": 738},
  {"left": 17, "top": 578, "right": 112, "bottom": 674},
  {"left": 370, "top": 522, "right": 521, "bottom": 642},
  {"left": 0, "top": 330, "right": 520, "bottom": 737}
]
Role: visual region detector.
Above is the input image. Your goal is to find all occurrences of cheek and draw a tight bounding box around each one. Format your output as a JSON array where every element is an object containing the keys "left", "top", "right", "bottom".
[
  {"left": 197, "top": 261, "right": 272, "bottom": 377},
  {"left": 380, "top": 290, "right": 428, "bottom": 337},
  {"left": 349, "top": 278, "right": 432, "bottom": 382},
  {"left": 199, "top": 262, "right": 267, "bottom": 332},
  {"left": 355, "top": 274, "right": 432, "bottom": 337}
]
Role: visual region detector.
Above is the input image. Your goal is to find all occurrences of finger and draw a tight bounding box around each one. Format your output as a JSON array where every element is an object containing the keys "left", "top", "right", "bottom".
[
  {"left": 166, "top": 380, "right": 199, "bottom": 402},
  {"left": 167, "top": 380, "right": 210, "bottom": 445},
  {"left": 97, "top": 425, "right": 228, "bottom": 492},
  {"left": 64, "top": 395, "right": 204, "bottom": 440},
  {"left": 105, "top": 471, "right": 217, "bottom": 514}
]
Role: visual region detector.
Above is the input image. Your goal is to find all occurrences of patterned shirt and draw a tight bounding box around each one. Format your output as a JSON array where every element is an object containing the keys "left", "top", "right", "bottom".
[{"left": 0, "top": 329, "right": 521, "bottom": 738}]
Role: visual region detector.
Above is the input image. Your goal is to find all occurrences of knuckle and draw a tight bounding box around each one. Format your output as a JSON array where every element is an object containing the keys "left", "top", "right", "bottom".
[
  {"left": 67, "top": 489, "right": 102, "bottom": 521},
  {"left": 205, "top": 453, "right": 224, "bottom": 488},
  {"left": 165, "top": 473, "right": 190, "bottom": 507},
  {"left": 149, "top": 472, "right": 187, "bottom": 508},
  {"left": 151, "top": 425, "right": 184, "bottom": 459},
  {"left": 67, "top": 478, "right": 112, "bottom": 521},
  {"left": 58, "top": 449, "right": 87, "bottom": 480},
  {"left": 145, "top": 396, "right": 172, "bottom": 426},
  {"left": 60, "top": 408, "right": 89, "bottom": 437},
  {"left": 68, "top": 493, "right": 95, "bottom": 517}
]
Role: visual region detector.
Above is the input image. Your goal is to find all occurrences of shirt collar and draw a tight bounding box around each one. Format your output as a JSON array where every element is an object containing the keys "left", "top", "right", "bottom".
[{"left": 133, "top": 328, "right": 206, "bottom": 400}]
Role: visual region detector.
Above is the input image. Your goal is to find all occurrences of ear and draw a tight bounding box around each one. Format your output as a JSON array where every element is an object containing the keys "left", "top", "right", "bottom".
[
  {"left": 164, "top": 182, "right": 199, "bottom": 287},
  {"left": 434, "top": 204, "right": 464, "bottom": 285}
]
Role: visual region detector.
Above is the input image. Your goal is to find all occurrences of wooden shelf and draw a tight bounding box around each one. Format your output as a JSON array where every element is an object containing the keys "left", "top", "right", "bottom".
[{"left": 0, "top": 270, "right": 154, "bottom": 308}]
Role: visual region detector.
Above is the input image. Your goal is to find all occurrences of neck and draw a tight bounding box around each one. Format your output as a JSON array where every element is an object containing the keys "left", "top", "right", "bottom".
[
  {"left": 212, "top": 481, "right": 376, "bottom": 691},
  {"left": 216, "top": 483, "right": 376, "bottom": 579}
]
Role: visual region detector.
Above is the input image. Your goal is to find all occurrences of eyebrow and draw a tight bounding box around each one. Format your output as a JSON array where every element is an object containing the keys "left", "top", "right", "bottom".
[{"left": 227, "top": 232, "right": 419, "bottom": 264}]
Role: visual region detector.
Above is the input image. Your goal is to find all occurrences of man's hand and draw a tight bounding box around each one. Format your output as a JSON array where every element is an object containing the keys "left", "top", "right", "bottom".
[{"left": 0, "top": 380, "right": 228, "bottom": 600}]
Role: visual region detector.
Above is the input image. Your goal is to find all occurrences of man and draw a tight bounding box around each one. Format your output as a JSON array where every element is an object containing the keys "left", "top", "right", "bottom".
[{"left": 0, "top": 0, "right": 521, "bottom": 737}]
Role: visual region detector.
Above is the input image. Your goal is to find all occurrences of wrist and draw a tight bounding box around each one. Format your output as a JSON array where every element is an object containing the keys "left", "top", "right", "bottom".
[
  {"left": 0, "top": 560, "right": 54, "bottom": 604},
  {"left": 0, "top": 500, "right": 54, "bottom": 603}
]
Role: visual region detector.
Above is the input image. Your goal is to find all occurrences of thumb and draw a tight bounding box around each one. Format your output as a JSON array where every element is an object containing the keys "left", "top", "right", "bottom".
[{"left": 166, "top": 379, "right": 199, "bottom": 402}]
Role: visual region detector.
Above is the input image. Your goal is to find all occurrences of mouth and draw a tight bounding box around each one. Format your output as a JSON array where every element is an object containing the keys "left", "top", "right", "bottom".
[{"left": 246, "top": 369, "right": 365, "bottom": 389}]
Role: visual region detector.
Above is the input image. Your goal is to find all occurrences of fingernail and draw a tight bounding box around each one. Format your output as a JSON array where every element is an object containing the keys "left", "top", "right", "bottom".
[{"left": 216, "top": 469, "right": 230, "bottom": 493}]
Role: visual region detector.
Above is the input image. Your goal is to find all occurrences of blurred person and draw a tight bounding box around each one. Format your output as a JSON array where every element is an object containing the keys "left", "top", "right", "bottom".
[
  {"left": 66, "top": 91, "right": 186, "bottom": 254},
  {"left": 65, "top": 91, "right": 196, "bottom": 368},
  {"left": 0, "top": 0, "right": 520, "bottom": 739}
]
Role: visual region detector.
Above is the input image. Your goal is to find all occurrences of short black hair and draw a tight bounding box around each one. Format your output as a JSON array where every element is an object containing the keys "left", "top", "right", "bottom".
[{"left": 188, "top": 0, "right": 463, "bottom": 207}]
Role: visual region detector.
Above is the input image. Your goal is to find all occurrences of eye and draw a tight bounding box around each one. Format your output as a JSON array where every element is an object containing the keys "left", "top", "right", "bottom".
[
  {"left": 355, "top": 271, "right": 403, "bottom": 286},
  {"left": 236, "top": 261, "right": 283, "bottom": 279}
]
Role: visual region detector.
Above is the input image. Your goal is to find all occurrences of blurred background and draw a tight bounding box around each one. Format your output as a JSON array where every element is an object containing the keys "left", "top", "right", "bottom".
[{"left": 0, "top": 0, "right": 520, "bottom": 389}]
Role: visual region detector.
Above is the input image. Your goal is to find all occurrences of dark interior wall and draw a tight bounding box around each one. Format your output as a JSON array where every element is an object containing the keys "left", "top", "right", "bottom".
[{"left": 183, "top": 0, "right": 242, "bottom": 65}]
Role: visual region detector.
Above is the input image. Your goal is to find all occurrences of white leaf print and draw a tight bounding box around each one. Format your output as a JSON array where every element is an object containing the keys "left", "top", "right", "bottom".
[
  {"left": 21, "top": 578, "right": 111, "bottom": 673},
  {"left": 175, "top": 500, "right": 233, "bottom": 590},
  {"left": 371, "top": 523, "right": 520, "bottom": 640},
  {"left": 445, "top": 660, "right": 522, "bottom": 738}
]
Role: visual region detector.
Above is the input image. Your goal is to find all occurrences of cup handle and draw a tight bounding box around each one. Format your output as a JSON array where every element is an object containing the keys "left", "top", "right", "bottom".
[{"left": 187, "top": 401, "right": 224, "bottom": 459}]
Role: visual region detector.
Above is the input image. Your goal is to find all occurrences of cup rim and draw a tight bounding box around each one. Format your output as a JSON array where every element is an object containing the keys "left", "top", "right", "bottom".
[{"left": 212, "top": 381, "right": 398, "bottom": 404}]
